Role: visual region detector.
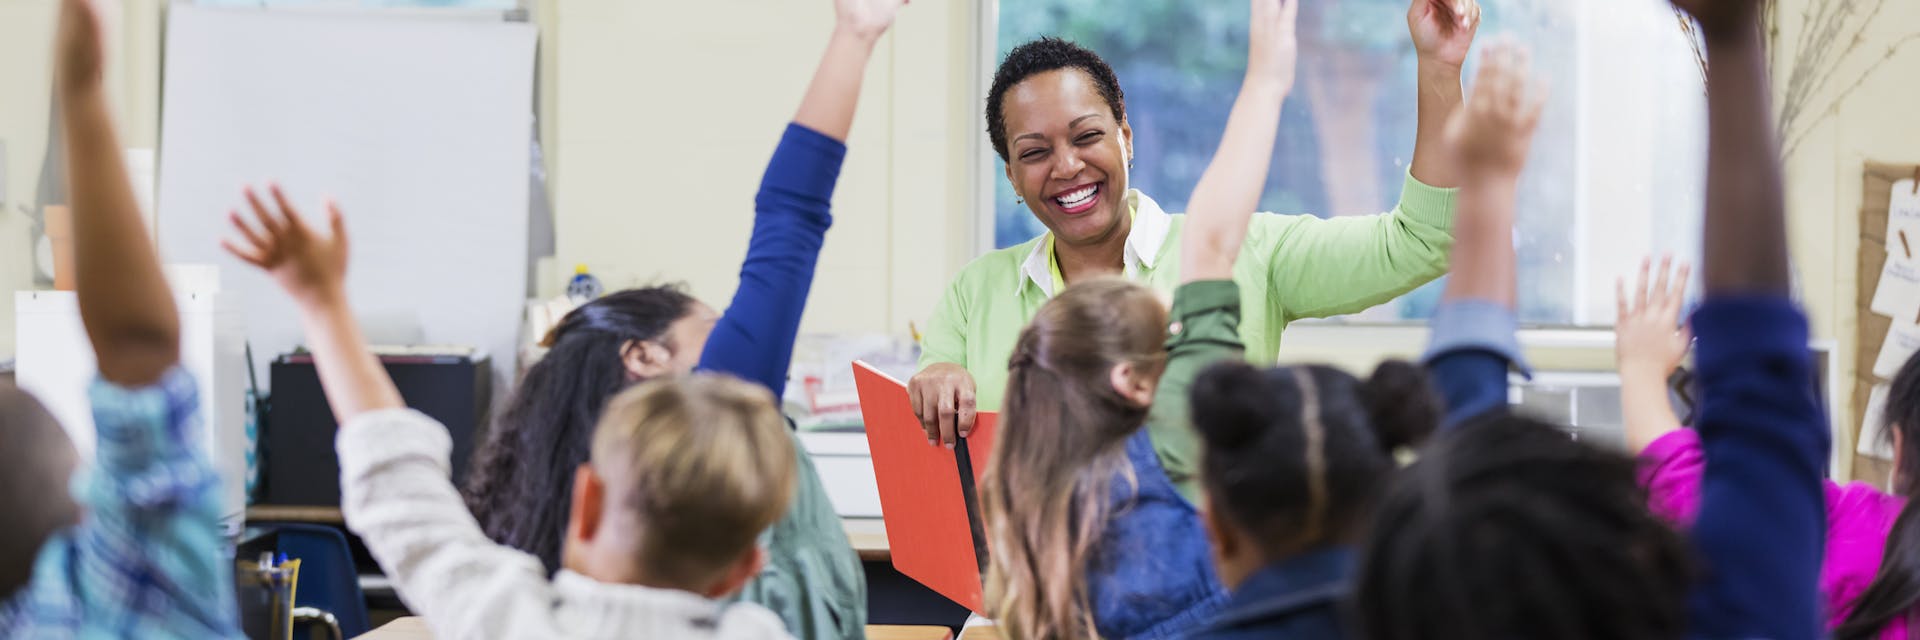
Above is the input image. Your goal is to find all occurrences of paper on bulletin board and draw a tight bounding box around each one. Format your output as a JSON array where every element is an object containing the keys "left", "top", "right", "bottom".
[
  {"left": 1859, "top": 383, "right": 1894, "bottom": 460},
  {"left": 1888, "top": 179, "right": 1920, "bottom": 258},
  {"left": 1870, "top": 258, "right": 1920, "bottom": 319},
  {"left": 1876, "top": 321, "right": 1920, "bottom": 378}
]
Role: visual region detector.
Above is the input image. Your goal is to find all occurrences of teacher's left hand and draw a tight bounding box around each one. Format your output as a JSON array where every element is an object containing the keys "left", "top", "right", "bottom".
[{"left": 1409, "top": 0, "right": 1481, "bottom": 68}]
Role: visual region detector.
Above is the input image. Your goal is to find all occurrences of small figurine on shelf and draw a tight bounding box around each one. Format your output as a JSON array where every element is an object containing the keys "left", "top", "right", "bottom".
[{"left": 564, "top": 263, "right": 603, "bottom": 304}]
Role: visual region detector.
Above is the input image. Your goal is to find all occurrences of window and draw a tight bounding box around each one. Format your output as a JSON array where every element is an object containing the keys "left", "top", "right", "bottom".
[{"left": 987, "top": 0, "right": 1706, "bottom": 325}]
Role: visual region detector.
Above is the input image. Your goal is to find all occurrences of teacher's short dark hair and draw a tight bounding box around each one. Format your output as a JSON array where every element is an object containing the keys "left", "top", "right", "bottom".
[{"left": 986, "top": 37, "right": 1127, "bottom": 162}]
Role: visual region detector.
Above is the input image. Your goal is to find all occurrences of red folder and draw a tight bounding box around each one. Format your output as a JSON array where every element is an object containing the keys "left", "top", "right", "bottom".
[{"left": 852, "top": 361, "right": 998, "bottom": 615}]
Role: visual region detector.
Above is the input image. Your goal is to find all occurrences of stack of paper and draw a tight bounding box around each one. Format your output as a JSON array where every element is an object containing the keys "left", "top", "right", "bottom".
[{"left": 1862, "top": 179, "right": 1920, "bottom": 459}]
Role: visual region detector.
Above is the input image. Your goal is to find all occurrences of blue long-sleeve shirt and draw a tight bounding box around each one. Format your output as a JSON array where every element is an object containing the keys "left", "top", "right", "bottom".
[
  {"left": 696, "top": 123, "right": 843, "bottom": 399},
  {"left": 688, "top": 122, "right": 867, "bottom": 640},
  {"left": 1422, "top": 296, "right": 1826, "bottom": 639},
  {"left": 1684, "top": 297, "right": 1825, "bottom": 639}
]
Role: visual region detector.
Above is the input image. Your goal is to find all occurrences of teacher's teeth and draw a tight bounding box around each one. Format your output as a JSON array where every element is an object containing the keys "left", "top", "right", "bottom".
[{"left": 1054, "top": 185, "right": 1098, "bottom": 207}]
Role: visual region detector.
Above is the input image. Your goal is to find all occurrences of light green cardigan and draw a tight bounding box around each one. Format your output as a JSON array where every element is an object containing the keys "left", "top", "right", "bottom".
[{"left": 919, "top": 172, "right": 1458, "bottom": 412}]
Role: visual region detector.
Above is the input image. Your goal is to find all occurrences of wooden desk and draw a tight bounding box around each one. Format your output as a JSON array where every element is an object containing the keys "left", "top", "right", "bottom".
[
  {"left": 957, "top": 624, "right": 1003, "bottom": 640},
  {"left": 356, "top": 618, "right": 953, "bottom": 640},
  {"left": 247, "top": 505, "right": 346, "bottom": 524},
  {"left": 866, "top": 624, "right": 955, "bottom": 640},
  {"left": 354, "top": 616, "right": 429, "bottom": 639},
  {"left": 843, "top": 516, "right": 890, "bottom": 562}
]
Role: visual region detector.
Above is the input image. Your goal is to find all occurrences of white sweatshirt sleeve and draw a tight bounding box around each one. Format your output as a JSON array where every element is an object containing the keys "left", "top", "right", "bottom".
[{"left": 336, "top": 408, "right": 565, "bottom": 639}]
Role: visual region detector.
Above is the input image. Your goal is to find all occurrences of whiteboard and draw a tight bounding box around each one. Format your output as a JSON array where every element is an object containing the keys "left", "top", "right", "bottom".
[{"left": 157, "top": 5, "right": 535, "bottom": 394}]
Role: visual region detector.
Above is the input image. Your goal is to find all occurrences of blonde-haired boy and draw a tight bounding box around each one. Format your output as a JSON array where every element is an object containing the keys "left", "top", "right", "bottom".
[{"left": 580, "top": 378, "right": 797, "bottom": 593}]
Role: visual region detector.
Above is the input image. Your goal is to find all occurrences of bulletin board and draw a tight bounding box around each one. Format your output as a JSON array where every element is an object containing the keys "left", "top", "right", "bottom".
[{"left": 1851, "top": 162, "right": 1920, "bottom": 482}]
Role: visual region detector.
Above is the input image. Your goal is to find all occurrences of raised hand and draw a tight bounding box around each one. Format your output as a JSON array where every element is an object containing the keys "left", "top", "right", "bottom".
[
  {"left": 835, "top": 0, "right": 910, "bottom": 42},
  {"left": 1443, "top": 41, "right": 1548, "bottom": 182},
  {"left": 1248, "top": 0, "right": 1300, "bottom": 96},
  {"left": 220, "top": 184, "right": 351, "bottom": 307},
  {"left": 1180, "top": 0, "right": 1296, "bottom": 284},
  {"left": 55, "top": 0, "right": 109, "bottom": 93},
  {"left": 1616, "top": 256, "right": 1693, "bottom": 380},
  {"left": 1409, "top": 0, "right": 1481, "bottom": 68},
  {"left": 1670, "top": 0, "right": 1764, "bottom": 37}
]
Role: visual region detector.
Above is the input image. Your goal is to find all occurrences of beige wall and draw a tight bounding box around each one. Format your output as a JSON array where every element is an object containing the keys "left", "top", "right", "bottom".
[
  {"left": 1773, "top": 0, "right": 1920, "bottom": 473},
  {"left": 0, "top": 0, "right": 163, "bottom": 359},
  {"left": 0, "top": 0, "right": 58, "bottom": 359},
  {"left": 548, "top": 0, "right": 979, "bottom": 338}
]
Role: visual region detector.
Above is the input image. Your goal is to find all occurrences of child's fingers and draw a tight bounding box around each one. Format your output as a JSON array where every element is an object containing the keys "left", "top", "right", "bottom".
[
  {"left": 244, "top": 186, "right": 286, "bottom": 235},
  {"left": 1652, "top": 254, "right": 1674, "bottom": 306},
  {"left": 268, "top": 183, "right": 305, "bottom": 227},
  {"left": 1520, "top": 77, "right": 1551, "bottom": 130},
  {"left": 228, "top": 209, "right": 269, "bottom": 250},
  {"left": 1668, "top": 262, "right": 1693, "bottom": 309},
  {"left": 1504, "top": 48, "right": 1533, "bottom": 115},
  {"left": 1616, "top": 276, "right": 1630, "bottom": 320},
  {"left": 220, "top": 238, "right": 269, "bottom": 269},
  {"left": 1633, "top": 257, "right": 1651, "bottom": 310},
  {"left": 327, "top": 199, "right": 350, "bottom": 257}
]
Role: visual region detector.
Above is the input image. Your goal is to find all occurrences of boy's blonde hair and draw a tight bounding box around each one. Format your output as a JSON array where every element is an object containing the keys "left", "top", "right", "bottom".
[{"left": 590, "top": 374, "right": 796, "bottom": 587}]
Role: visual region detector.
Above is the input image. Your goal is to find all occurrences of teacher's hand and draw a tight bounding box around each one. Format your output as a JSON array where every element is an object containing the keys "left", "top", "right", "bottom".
[
  {"left": 1409, "top": 0, "right": 1480, "bottom": 69},
  {"left": 909, "top": 362, "right": 976, "bottom": 449}
]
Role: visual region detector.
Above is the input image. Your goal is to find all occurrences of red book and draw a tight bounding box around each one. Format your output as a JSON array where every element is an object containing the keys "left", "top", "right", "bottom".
[{"left": 852, "top": 361, "right": 998, "bottom": 615}]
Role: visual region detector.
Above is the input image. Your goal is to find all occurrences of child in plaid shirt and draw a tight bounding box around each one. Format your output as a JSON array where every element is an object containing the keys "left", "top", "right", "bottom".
[{"left": 0, "top": 0, "right": 240, "bottom": 636}]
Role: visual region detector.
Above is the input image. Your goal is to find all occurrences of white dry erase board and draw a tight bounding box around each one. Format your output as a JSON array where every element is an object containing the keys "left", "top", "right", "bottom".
[{"left": 156, "top": 5, "right": 536, "bottom": 394}]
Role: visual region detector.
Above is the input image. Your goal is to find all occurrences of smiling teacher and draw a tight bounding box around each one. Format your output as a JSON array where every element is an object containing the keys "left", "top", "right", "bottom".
[{"left": 909, "top": 0, "right": 1483, "bottom": 458}]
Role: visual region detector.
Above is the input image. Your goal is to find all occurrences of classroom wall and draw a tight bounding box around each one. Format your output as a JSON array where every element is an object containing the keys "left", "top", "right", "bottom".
[
  {"left": 0, "top": 0, "right": 985, "bottom": 359},
  {"left": 0, "top": 0, "right": 161, "bottom": 360},
  {"left": 1772, "top": 0, "right": 1920, "bottom": 479},
  {"left": 548, "top": 0, "right": 981, "bottom": 339},
  {"left": 0, "top": 0, "right": 57, "bottom": 360}
]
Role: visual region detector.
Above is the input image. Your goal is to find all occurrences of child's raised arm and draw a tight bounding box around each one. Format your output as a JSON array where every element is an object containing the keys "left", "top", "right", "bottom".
[
  {"left": 1180, "top": 0, "right": 1296, "bottom": 283},
  {"left": 221, "top": 186, "right": 403, "bottom": 421},
  {"left": 1672, "top": 1, "right": 1824, "bottom": 637},
  {"left": 1420, "top": 42, "right": 1547, "bottom": 429},
  {"left": 697, "top": 0, "right": 909, "bottom": 399},
  {"left": 792, "top": 0, "right": 909, "bottom": 142},
  {"left": 58, "top": 0, "right": 179, "bottom": 387},
  {"left": 1616, "top": 256, "right": 1691, "bottom": 452},
  {"left": 224, "top": 188, "right": 593, "bottom": 638}
]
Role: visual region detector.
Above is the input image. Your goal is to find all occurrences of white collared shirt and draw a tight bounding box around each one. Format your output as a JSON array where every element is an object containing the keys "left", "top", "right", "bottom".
[{"left": 1017, "top": 190, "right": 1175, "bottom": 297}]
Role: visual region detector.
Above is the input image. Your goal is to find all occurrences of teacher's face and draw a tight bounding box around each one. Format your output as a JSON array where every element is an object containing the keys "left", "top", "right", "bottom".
[{"left": 1000, "top": 69, "right": 1133, "bottom": 249}]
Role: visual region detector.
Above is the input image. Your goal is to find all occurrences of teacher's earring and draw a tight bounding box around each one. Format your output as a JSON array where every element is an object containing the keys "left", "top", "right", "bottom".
[{"left": 1016, "top": 197, "right": 1025, "bottom": 205}]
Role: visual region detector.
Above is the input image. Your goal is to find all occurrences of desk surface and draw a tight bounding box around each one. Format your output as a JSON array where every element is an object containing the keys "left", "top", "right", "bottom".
[
  {"left": 842, "top": 516, "right": 889, "bottom": 562},
  {"left": 356, "top": 617, "right": 430, "bottom": 639},
  {"left": 248, "top": 507, "right": 892, "bottom": 561},
  {"left": 354, "top": 618, "right": 954, "bottom": 640},
  {"left": 957, "top": 624, "right": 1003, "bottom": 640}
]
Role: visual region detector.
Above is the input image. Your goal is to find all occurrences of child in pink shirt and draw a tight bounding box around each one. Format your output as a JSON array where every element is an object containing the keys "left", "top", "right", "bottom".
[{"left": 1621, "top": 256, "right": 1917, "bottom": 639}]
